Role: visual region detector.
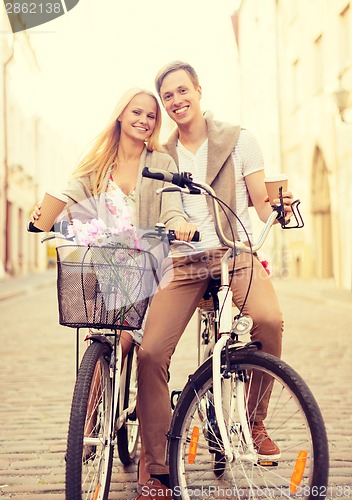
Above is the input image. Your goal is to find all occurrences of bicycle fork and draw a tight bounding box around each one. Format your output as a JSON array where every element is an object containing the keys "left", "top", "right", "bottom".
[{"left": 212, "top": 338, "right": 256, "bottom": 462}]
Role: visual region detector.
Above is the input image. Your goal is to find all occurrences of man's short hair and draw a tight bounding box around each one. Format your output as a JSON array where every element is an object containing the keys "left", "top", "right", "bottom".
[{"left": 155, "top": 61, "right": 199, "bottom": 95}]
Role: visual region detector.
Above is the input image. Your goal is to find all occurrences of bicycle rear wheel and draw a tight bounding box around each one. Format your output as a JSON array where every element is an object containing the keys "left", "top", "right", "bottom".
[
  {"left": 169, "top": 347, "right": 329, "bottom": 499},
  {"left": 117, "top": 343, "right": 139, "bottom": 465},
  {"left": 66, "top": 341, "right": 113, "bottom": 500}
]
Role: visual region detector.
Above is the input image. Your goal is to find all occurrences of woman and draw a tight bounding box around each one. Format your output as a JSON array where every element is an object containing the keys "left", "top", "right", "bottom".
[{"left": 30, "top": 87, "right": 197, "bottom": 489}]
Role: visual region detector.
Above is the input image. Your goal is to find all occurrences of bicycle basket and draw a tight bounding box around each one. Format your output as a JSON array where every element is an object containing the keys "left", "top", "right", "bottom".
[{"left": 56, "top": 245, "right": 159, "bottom": 329}]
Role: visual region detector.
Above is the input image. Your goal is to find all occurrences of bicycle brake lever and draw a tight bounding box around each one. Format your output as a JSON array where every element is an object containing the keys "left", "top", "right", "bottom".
[
  {"left": 41, "top": 234, "right": 69, "bottom": 243},
  {"left": 171, "top": 240, "right": 196, "bottom": 250},
  {"left": 156, "top": 186, "right": 202, "bottom": 195}
]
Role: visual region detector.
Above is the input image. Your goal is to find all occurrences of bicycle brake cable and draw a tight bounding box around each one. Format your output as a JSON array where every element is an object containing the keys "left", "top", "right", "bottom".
[{"left": 210, "top": 195, "right": 254, "bottom": 320}]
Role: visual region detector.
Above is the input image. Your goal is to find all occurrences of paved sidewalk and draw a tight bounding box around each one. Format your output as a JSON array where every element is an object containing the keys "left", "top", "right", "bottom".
[
  {"left": 0, "top": 269, "right": 57, "bottom": 302},
  {"left": 1, "top": 270, "right": 351, "bottom": 305},
  {"left": 0, "top": 270, "right": 351, "bottom": 499}
]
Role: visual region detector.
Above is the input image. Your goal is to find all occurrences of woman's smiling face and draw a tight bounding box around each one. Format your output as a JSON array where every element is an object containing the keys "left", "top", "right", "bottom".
[{"left": 119, "top": 93, "right": 158, "bottom": 143}]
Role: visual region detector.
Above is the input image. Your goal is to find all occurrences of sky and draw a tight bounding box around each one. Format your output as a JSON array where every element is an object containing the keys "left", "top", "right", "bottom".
[{"left": 23, "top": 0, "right": 242, "bottom": 151}]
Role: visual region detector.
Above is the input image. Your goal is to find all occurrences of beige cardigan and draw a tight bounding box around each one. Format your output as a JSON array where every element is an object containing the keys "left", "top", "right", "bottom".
[
  {"left": 163, "top": 111, "right": 241, "bottom": 241},
  {"left": 61, "top": 147, "right": 188, "bottom": 230}
]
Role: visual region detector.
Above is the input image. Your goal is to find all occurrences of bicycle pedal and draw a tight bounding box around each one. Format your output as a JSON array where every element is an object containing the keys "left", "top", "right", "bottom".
[{"left": 232, "top": 315, "right": 253, "bottom": 335}]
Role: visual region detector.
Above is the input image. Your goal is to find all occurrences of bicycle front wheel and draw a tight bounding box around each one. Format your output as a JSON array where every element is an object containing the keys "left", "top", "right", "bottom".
[
  {"left": 117, "top": 343, "right": 139, "bottom": 465},
  {"left": 169, "top": 348, "right": 329, "bottom": 499},
  {"left": 66, "top": 341, "right": 113, "bottom": 500}
]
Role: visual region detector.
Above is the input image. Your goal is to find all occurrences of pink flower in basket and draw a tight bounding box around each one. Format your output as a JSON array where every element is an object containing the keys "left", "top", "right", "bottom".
[{"left": 67, "top": 218, "right": 140, "bottom": 249}]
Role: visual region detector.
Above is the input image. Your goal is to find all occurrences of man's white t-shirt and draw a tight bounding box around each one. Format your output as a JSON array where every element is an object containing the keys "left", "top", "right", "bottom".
[{"left": 175, "top": 128, "right": 264, "bottom": 254}]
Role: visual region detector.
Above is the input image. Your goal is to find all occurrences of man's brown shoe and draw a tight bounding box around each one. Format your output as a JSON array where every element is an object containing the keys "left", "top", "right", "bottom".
[
  {"left": 135, "top": 478, "right": 173, "bottom": 499},
  {"left": 252, "top": 421, "right": 281, "bottom": 459}
]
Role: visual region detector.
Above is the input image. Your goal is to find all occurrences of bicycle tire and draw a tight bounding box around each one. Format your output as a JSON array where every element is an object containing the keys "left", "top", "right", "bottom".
[
  {"left": 117, "top": 344, "right": 139, "bottom": 465},
  {"left": 169, "top": 347, "right": 329, "bottom": 499},
  {"left": 66, "top": 341, "right": 114, "bottom": 500}
]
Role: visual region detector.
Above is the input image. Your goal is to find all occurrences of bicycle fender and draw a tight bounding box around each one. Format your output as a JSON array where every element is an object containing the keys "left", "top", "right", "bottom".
[
  {"left": 85, "top": 333, "right": 114, "bottom": 347},
  {"left": 236, "top": 340, "right": 262, "bottom": 351}
]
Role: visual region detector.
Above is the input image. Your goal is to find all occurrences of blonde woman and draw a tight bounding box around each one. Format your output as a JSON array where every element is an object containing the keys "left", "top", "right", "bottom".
[{"left": 30, "top": 88, "right": 197, "bottom": 490}]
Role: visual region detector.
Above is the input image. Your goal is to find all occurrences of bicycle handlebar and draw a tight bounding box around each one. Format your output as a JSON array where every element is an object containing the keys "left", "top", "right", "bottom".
[
  {"left": 142, "top": 166, "right": 303, "bottom": 254},
  {"left": 28, "top": 219, "right": 201, "bottom": 245},
  {"left": 27, "top": 220, "right": 70, "bottom": 235}
]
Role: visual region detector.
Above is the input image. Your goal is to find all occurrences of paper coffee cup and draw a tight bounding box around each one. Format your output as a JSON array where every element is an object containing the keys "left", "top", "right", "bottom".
[
  {"left": 265, "top": 175, "right": 288, "bottom": 205},
  {"left": 33, "top": 191, "right": 68, "bottom": 232}
]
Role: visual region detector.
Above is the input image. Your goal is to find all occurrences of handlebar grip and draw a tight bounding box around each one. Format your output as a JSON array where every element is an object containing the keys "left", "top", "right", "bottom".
[
  {"left": 168, "top": 230, "right": 201, "bottom": 242},
  {"left": 27, "top": 220, "right": 70, "bottom": 235},
  {"left": 142, "top": 167, "right": 192, "bottom": 188},
  {"left": 27, "top": 221, "right": 44, "bottom": 233},
  {"left": 142, "top": 166, "right": 174, "bottom": 183}
]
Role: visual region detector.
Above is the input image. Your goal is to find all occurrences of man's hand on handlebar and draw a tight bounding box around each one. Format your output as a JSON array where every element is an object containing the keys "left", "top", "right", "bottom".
[
  {"left": 171, "top": 222, "right": 199, "bottom": 243},
  {"left": 266, "top": 190, "right": 295, "bottom": 224}
]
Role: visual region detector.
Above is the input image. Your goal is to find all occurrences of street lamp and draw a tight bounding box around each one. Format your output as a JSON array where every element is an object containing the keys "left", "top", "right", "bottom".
[{"left": 333, "top": 83, "right": 351, "bottom": 124}]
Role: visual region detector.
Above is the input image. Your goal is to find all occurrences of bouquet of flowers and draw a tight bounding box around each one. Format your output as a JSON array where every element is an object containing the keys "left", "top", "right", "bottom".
[{"left": 66, "top": 217, "right": 140, "bottom": 249}]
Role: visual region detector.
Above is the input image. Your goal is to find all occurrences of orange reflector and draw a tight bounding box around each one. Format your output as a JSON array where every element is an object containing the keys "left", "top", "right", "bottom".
[
  {"left": 187, "top": 426, "right": 200, "bottom": 464},
  {"left": 92, "top": 483, "right": 101, "bottom": 500},
  {"left": 258, "top": 460, "right": 278, "bottom": 467},
  {"left": 290, "top": 450, "right": 308, "bottom": 493}
]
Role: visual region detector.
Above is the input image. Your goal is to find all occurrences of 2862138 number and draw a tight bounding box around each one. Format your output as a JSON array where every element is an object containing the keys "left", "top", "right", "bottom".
[
  {"left": 5, "top": 3, "right": 63, "bottom": 15},
  {"left": 293, "top": 485, "right": 351, "bottom": 497}
]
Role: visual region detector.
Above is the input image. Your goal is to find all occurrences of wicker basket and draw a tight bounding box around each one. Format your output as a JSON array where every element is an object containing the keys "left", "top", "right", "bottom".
[{"left": 56, "top": 245, "right": 158, "bottom": 330}]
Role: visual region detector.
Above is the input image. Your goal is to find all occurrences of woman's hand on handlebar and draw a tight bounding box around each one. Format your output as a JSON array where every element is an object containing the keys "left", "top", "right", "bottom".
[
  {"left": 30, "top": 203, "right": 41, "bottom": 223},
  {"left": 172, "top": 222, "right": 198, "bottom": 243}
]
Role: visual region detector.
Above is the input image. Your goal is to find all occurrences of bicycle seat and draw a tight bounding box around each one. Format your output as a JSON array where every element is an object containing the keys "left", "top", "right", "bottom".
[{"left": 198, "top": 278, "right": 221, "bottom": 310}]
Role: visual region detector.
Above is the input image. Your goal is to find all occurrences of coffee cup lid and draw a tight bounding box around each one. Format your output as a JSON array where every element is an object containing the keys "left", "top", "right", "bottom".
[{"left": 264, "top": 174, "right": 288, "bottom": 182}]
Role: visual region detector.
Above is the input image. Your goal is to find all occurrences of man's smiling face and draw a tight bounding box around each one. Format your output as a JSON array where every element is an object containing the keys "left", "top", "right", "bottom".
[{"left": 159, "top": 69, "right": 202, "bottom": 126}]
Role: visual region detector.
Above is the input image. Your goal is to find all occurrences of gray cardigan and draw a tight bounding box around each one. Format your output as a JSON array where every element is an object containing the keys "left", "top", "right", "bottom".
[{"left": 61, "top": 147, "right": 188, "bottom": 230}]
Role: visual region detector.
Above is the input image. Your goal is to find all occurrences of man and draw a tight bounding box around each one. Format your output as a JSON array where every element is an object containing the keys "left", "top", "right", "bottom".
[{"left": 136, "top": 61, "right": 293, "bottom": 499}]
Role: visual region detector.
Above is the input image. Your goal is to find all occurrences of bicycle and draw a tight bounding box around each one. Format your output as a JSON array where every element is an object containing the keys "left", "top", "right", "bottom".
[
  {"left": 27, "top": 220, "right": 189, "bottom": 499},
  {"left": 142, "top": 167, "right": 329, "bottom": 500}
]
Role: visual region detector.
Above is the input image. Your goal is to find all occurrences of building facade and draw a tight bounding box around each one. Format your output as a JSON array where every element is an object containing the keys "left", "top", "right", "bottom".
[
  {"left": 1, "top": 9, "right": 78, "bottom": 279},
  {"left": 235, "top": 0, "right": 352, "bottom": 290}
]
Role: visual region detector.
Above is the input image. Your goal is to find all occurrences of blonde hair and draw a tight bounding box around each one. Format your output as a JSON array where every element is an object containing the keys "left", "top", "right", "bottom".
[
  {"left": 72, "top": 88, "right": 162, "bottom": 194},
  {"left": 155, "top": 61, "right": 199, "bottom": 95}
]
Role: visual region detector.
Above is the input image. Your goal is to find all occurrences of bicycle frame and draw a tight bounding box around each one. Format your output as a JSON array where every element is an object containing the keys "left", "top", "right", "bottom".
[{"left": 212, "top": 249, "right": 257, "bottom": 463}]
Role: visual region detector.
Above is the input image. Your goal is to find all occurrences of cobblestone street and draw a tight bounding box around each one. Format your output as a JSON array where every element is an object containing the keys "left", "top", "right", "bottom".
[{"left": 0, "top": 271, "right": 351, "bottom": 499}]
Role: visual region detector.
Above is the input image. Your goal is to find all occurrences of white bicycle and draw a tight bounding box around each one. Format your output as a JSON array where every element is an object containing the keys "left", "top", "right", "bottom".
[{"left": 143, "top": 167, "right": 329, "bottom": 500}]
